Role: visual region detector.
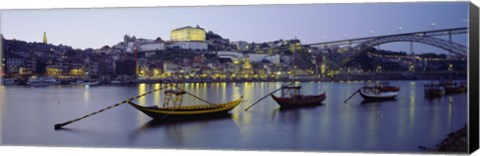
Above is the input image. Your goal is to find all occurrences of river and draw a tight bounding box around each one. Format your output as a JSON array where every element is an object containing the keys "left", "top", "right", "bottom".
[{"left": 0, "top": 81, "right": 468, "bottom": 153}]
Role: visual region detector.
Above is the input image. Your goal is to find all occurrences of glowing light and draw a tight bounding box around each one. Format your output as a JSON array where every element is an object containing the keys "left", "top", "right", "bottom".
[{"left": 171, "top": 27, "right": 206, "bottom": 41}]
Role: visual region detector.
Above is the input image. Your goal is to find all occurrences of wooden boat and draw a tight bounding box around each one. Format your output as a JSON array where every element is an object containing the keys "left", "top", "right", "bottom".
[
  {"left": 424, "top": 83, "right": 444, "bottom": 98},
  {"left": 127, "top": 98, "right": 242, "bottom": 120},
  {"left": 359, "top": 86, "right": 398, "bottom": 101},
  {"left": 441, "top": 81, "right": 466, "bottom": 94},
  {"left": 70, "top": 80, "right": 100, "bottom": 85},
  {"left": 270, "top": 85, "right": 326, "bottom": 108},
  {"left": 27, "top": 76, "right": 59, "bottom": 86},
  {"left": 377, "top": 81, "right": 400, "bottom": 92},
  {"left": 2, "top": 78, "right": 17, "bottom": 85},
  {"left": 271, "top": 92, "right": 326, "bottom": 108},
  {"left": 444, "top": 86, "right": 466, "bottom": 94}
]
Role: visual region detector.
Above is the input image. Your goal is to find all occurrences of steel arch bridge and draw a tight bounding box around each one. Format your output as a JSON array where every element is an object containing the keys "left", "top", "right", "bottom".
[
  {"left": 354, "top": 33, "right": 467, "bottom": 57},
  {"left": 307, "top": 27, "right": 468, "bottom": 68}
]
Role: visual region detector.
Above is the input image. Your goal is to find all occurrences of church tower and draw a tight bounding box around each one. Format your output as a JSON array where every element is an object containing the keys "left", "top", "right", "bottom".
[{"left": 43, "top": 32, "right": 48, "bottom": 44}]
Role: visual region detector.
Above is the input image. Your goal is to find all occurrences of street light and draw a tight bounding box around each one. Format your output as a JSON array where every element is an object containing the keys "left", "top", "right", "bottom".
[
  {"left": 431, "top": 23, "right": 436, "bottom": 30},
  {"left": 397, "top": 26, "right": 403, "bottom": 33}
]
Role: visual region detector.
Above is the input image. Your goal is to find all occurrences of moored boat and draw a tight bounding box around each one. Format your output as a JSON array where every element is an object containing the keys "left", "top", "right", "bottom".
[
  {"left": 128, "top": 87, "right": 243, "bottom": 120},
  {"left": 444, "top": 86, "right": 466, "bottom": 94},
  {"left": 270, "top": 85, "right": 326, "bottom": 108},
  {"left": 2, "top": 78, "right": 17, "bottom": 85},
  {"left": 127, "top": 98, "right": 242, "bottom": 120},
  {"left": 110, "top": 80, "right": 123, "bottom": 84},
  {"left": 359, "top": 86, "right": 398, "bottom": 101},
  {"left": 27, "top": 76, "right": 59, "bottom": 86},
  {"left": 424, "top": 83, "right": 444, "bottom": 98},
  {"left": 271, "top": 93, "right": 326, "bottom": 108},
  {"left": 70, "top": 80, "right": 100, "bottom": 85},
  {"left": 442, "top": 81, "right": 466, "bottom": 94}
]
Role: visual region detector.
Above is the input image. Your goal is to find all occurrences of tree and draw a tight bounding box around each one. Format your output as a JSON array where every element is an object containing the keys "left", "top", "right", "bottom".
[{"left": 206, "top": 31, "right": 222, "bottom": 40}]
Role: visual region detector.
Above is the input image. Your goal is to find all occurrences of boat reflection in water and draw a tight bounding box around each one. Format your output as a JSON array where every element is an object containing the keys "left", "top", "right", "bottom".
[{"left": 0, "top": 81, "right": 468, "bottom": 152}]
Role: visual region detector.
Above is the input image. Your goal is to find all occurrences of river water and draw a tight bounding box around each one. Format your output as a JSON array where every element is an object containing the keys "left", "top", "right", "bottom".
[{"left": 0, "top": 81, "right": 468, "bottom": 153}]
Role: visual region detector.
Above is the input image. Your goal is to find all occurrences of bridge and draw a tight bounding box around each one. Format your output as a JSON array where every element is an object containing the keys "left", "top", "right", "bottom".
[
  {"left": 306, "top": 27, "right": 467, "bottom": 57},
  {"left": 301, "top": 27, "right": 468, "bottom": 69}
]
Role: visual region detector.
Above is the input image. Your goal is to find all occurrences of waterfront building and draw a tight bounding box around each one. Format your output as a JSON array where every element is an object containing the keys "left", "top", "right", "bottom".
[
  {"left": 5, "top": 54, "right": 25, "bottom": 76},
  {"left": 46, "top": 65, "right": 63, "bottom": 77},
  {"left": 163, "top": 62, "right": 179, "bottom": 74}
]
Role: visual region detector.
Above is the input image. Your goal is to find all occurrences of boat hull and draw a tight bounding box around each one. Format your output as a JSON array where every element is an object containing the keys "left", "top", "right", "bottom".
[
  {"left": 70, "top": 81, "right": 100, "bottom": 85},
  {"left": 359, "top": 89, "right": 397, "bottom": 101},
  {"left": 425, "top": 89, "right": 444, "bottom": 98},
  {"left": 271, "top": 92, "right": 326, "bottom": 108},
  {"left": 445, "top": 87, "right": 466, "bottom": 94},
  {"left": 27, "top": 82, "right": 56, "bottom": 86},
  {"left": 128, "top": 99, "right": 242, "bottom": 120}
]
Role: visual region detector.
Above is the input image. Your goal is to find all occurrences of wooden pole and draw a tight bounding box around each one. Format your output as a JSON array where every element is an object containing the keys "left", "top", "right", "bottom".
[
  {"left": 344, "top": 89, "right": 360, "bottom": 103},
  {"left": 54, "top": 86, "right": 167, "bottom": 130},
  {"left": 244, "top": 82, "right": 294, "bottom": 111}
]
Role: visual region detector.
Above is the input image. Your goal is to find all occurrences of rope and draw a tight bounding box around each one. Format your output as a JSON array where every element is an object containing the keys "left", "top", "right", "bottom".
[
  {"left": 54, "top": 86, "right": 167, "bottom": 130},
  {"left": 244, "top": 82, "right": 294, "bottom": 111},
  {"left": 173, "top": 86, "right": 215, "bottom": 105}
]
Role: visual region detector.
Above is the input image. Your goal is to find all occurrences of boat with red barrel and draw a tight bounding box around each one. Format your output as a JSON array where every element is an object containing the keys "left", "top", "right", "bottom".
[{"left": 270, "top": 85, "right": 326, "bottom": 108}]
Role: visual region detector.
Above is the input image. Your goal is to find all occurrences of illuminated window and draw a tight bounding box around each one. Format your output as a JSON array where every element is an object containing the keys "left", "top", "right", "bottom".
[{"left": 171, "top": 27, "right": 206, "bottom": 41}]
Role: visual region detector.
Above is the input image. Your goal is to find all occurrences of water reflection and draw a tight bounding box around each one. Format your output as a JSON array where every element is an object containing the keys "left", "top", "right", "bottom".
[
  {"left": 359, "top": 102, "right": 382, "bottom": 148},
  {"left": 83, "top": 85, "right": 90, "bottom": 103},
  {"left": 447, "top": 96, "right": 453, "bottom": 131},
  {"left": 131, "top": 114, "right": 237, "bottom": 147},
  {"left": 409, "top": 82, "right": 416, "bottom": 129},
  {"left": 0, "top": 81, "right": 468, "bottom": 152},
  {"left": 137, "top": 83, "right": 148, "bottom": 126},
  {"left": 0, "top": 86, "right": 5, "bottom": 144}
]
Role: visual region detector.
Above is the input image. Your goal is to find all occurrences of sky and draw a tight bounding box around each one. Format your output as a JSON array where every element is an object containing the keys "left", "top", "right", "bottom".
[{"left": 0, "top": 2, "right": 469, "bottom": 53}]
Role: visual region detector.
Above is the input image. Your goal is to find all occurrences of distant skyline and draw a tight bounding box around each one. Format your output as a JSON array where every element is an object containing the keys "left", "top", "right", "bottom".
[{"left": 1, "top": 2, "right": 469, "bottom": 53}]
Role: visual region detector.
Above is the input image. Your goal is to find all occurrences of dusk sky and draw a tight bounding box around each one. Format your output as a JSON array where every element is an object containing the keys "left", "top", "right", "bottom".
[{"left": 0, "top": 2, "right": 469, "bottom": 53}]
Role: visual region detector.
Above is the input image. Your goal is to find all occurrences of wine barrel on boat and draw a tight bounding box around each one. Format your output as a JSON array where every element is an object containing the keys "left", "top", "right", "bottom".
[
  {"left": 270, "top": 85, "right": 326, "bottom": 108},
  {"left": 377, "top": 81, "right": 400, "bottom": 92},
  {"left": 127, "top": 98, "right": 243, "bottom": 120},
  {"left": 129, "top": 86, "right": 243, "bottom": 120},
  {"left": 271, "top": 92, "right": 326, "bottom": 108}
]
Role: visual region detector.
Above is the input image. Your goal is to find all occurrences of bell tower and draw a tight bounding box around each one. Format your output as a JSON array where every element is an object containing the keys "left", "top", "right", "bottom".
[{"left": 43, "top": 32, "right": 48, "bottom": 44}]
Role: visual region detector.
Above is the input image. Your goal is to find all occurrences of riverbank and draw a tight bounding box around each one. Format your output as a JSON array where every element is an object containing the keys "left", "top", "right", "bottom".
[{"left": 419, "top": 124, "right": 468, "bottom": 153}]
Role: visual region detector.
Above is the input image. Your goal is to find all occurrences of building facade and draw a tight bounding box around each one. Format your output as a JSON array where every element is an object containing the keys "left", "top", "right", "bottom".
[
  {"left": 169, "top": 41, "right": 208, "bottom": 51},
  {"left": 171, "top": 25, "right": 206, "bottom": 42},
  {"left": 170, "top": 26, "right": 208, "bottom": 51},
  {"left": 139, "top": 43, "right": 165, "bottom": 52}
]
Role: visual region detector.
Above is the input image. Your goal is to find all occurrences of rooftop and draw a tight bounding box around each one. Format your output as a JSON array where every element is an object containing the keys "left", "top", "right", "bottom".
[{"left": 172, "top": 25, "right": 205, "bottom": 31}]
